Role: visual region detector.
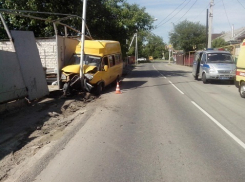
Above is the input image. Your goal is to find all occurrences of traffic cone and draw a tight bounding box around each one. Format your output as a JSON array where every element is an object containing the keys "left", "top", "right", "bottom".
[{"left": 115, "top": 82, "right": 122, "bottom": 94}]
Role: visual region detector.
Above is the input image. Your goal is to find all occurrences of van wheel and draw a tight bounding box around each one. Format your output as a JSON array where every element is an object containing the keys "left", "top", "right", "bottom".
[
  {"left": 195, "top": 62, "right": 200, "bottom": 80},
  {"left": 239, "top": 82, "right": 245, "bottom": 98},
  {"left": 95, "top": 82, "right": 103, "bottom": 96},
  {"left": 202, "top": 73, "right": 208, "bottom": 84},
  {"left": 63, "top": 83, "right": 71, "bottom": 95}
]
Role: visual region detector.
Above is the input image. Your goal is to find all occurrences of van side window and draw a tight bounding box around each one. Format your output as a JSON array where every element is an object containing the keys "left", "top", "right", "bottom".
[
  {"left": 201, "top": 53, "right": 206, "bottom": 63},
  {"left": 195, "top": 53, "right": 200, "bottom": 62},
  {"left": 109, "top": 55, "right": 115, "bottom": 67},
  {"left": 103, "top": 57, "right": 109, "bottom": 66},
  {"left": 115, "top": 55, "right": 119, "bottom": 65}
]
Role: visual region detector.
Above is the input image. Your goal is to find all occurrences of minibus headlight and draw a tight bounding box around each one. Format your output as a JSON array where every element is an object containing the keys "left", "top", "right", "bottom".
[
  {"left": 84, "top": 74, "right": 93, "bottom": 81},
  {"left": 61, "top": 73, "right": 67, "bottom": 80}
]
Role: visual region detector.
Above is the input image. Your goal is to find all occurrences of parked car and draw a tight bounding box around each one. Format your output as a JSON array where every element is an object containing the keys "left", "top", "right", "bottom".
[
  {"left": 192, "top": 50, "right": 236, "bottom": 84},
  {"left": 137, "top": 57, "right": 146, "bottom": 62}
]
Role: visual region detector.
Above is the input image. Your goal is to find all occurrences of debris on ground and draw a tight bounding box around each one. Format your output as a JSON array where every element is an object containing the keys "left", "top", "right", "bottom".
[{"left": 0, "top": 91, "right": 94, "bottom": 182}]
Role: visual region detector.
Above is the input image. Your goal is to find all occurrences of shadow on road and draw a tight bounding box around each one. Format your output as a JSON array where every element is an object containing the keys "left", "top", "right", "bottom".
[{"left": 127, "top": 69, "right": 191, "bottom": 78}]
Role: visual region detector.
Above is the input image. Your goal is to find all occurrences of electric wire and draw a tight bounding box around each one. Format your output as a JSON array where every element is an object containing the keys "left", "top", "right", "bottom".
[
  {"left": 236, "top": 0, "right": 245, "bottom": 9},
  {"left": 156, "top": 0, "right": 187, "bottom": 27},
  {"left": 189, "top": 3, "right": 209, "bottom": 22},
  {"left": 177, "top": 0, "right": 198, "bottom": 22},
  {"left": 156, "top": 0, "right": 191, "bottom": 29},
  {"left": 221, "top": 0, "right": 232, "bottom": 29}
]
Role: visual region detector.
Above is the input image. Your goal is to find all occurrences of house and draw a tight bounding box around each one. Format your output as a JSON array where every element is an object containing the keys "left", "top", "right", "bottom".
[{"left": 214, "top": 27, "right": 245, "bottom": 44}]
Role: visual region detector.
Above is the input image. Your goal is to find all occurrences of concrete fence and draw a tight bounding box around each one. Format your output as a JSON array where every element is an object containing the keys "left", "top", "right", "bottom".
[{"left": 0, "top": 31, "right": 79, "bottom": 104}]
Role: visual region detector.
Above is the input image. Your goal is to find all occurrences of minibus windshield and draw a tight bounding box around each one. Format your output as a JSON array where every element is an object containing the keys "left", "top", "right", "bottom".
[
  {"left": 70, "top": 54, "right": 101, "bottom": 68},
  {"left": 207, "top": 53, "right": 233, "bottom": 63}
]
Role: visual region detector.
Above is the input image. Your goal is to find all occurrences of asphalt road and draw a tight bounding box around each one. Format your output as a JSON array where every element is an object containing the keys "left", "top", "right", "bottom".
[{"left": 34, "top": 62, "right": 245, "bottom": 182}]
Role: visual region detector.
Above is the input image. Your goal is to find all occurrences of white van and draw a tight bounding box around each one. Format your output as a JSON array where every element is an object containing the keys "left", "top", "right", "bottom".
[{"left": 192, "top": 50, "right": 235, "bottom": 84}]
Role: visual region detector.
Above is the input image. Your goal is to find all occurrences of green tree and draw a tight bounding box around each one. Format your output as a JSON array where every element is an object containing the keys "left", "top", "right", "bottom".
[
  {"left": 143, "top": 33, "right": 166, "bottom": 59},
  {"left": 169, "top": 20, "right": 206, "bottom": 53},
  {"left": 0, "top": 0, "right": 155, "bottom": 57},
  {"left": 212, "top": 37, "right": 228, "bottom": 48},
  {"left": 0, "top": 0, "right": 83, "bottom": 38}
]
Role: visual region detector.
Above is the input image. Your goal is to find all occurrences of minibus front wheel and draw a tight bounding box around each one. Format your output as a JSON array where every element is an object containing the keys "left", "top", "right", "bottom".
[
  {"left": 94, "top": 82, "right": 103, "bottom": 96},
  {"left": 63, "top": 82, "right": 71, "bottom": 95},
  {"left": 239, "top": 82, "right": 245, "bottom": 98}
]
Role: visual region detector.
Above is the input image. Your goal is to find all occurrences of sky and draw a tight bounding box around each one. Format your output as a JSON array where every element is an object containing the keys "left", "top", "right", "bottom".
[{"left": 126, "top": 0, "right": 245, "bottom": 44}]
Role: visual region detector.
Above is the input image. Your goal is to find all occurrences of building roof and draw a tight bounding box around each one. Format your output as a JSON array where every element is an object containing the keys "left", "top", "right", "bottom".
[
  {"left": 212, "top": 33, "right": 222, "bottom": 40},
  {"left": 215, "top": 27, "right": 245, "bottom": 44}
]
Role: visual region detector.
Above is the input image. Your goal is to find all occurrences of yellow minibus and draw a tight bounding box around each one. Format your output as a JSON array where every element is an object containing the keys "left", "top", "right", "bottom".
[{"left": 61, "top": 40, "right": 123, "bottom": 95}]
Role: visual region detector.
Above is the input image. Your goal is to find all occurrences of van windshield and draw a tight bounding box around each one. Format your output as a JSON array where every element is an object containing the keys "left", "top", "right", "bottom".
[
  {"left": 70, "top": 54, "right": 101, "bottom": 68},
  {"left": 207, "top": 53, "right": 233, "bottom": 63}
]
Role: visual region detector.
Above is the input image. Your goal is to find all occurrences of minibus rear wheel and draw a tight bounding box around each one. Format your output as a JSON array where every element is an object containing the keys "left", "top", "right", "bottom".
[{"left": 239, "top": 82, "right": 245, "bottom": 98}]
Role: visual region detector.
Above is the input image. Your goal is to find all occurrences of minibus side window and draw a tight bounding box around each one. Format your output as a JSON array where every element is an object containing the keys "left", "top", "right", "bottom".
[
  {"left": 115, "top": 55, "right": 119, "bottom": 65},
  {"left": 119, "top": 54, "right": 122, "bottom": 63},
  {"left": 112, "top": 56, "right": 115, "bottom": 65},
  {"left": 109, "top": 55, "right": 115, "bottom": 67},
  {"left": 104, "top": 57, "right": 109, "bottom": 66},
  {"left": 101, "top": 57, "right": 109, "bottom": 71}
]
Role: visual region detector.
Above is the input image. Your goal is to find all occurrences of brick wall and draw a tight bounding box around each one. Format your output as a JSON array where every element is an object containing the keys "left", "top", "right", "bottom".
[
  {"left": 0, "top": 38, "right": 57, "bottom": 71},
  {"left": 0, "top": 41, "right": 15, "bottom": 52},
  {"left": 36, "top": 39, "right": 57, "bottom": 72}
]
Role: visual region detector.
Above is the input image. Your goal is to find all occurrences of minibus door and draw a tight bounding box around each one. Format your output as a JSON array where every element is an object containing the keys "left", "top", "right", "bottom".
[{"left": 101, "top": 57, "right": 111, "bottom": 86}]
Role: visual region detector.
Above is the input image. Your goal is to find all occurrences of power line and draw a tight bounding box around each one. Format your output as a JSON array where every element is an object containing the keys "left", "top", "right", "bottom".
[
  {"left": 156, "top": 0, "right": 191, "bottom": 29},
  {"left": 221, "top": 0, "right": 232, "bottom": 29},
  {"left": 177, "top": 0, "right": 198, "bottom": 22},
  {"left": 236, "top": 0, "right": 245, "bottom": 9},
  {"left": 189, "top": 3, "right": 209, "bottom": 22},
  {"left": 156, "top": 0, "right": 187, "bottom": 27}
]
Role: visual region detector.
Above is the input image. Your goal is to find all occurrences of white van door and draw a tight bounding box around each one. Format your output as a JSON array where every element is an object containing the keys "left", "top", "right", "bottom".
[{"left": 199, "top": 53, "right": 207, "bottom": 79}]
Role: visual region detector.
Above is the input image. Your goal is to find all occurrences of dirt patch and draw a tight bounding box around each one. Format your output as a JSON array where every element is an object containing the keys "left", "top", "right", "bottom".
[{"left": 0, "top": 91, "right": 96, "bottom": 182}]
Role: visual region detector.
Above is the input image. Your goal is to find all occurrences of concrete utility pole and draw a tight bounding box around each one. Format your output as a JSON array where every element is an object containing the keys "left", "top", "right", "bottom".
[
  {"left": 208, "top": 0, "right": 214, "bottom": 48},
  {"left": 135, "top": 31, "right": 138, "bottom": 64},
  {"left": 206, "top": 9, "right": 209, "bottom": 49},
  {"left": 168, "top": 50, "right": 171, "bottom": 64},
  {"left": 80, "top": 0, "right": 87, "bottom": 87}
]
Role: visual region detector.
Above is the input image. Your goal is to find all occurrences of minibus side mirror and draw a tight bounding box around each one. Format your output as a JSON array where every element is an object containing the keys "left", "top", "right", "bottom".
[{"left": 104, "top": 65, "right": 108, "bottom": 72}]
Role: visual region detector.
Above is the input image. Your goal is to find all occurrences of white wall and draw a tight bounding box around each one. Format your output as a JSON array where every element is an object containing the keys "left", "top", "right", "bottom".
[
  {"left": 0, "top": 50, "right": 28, "bottom": 103},
  {"left": 36, "top": 38, "right": 57, "bottom": 72},
  {"left": 11, "top": 31, "right": 49, "bottom": 100}
]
